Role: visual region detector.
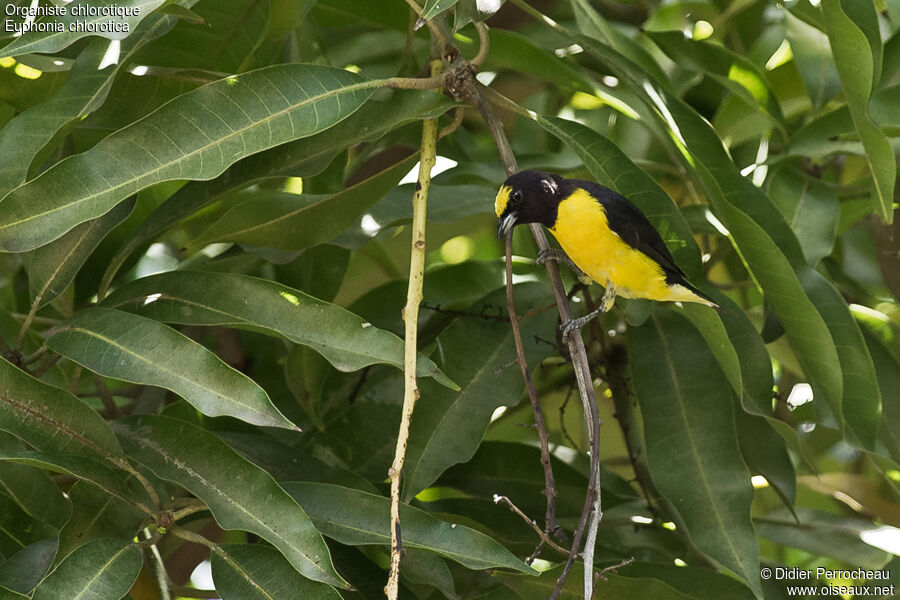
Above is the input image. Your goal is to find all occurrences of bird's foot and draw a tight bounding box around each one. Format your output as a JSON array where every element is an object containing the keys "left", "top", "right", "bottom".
[
  {"left": 536, "top": 249, "right": 592, "bottom": 284},
  {"left": 559, "top": 283, "right": 616, "bottom": 344}
]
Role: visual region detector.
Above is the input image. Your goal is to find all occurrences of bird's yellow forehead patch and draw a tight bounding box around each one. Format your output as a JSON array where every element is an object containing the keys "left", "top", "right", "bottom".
[{"left": 495, "top": 185, "right": 511, "bottom": 217}]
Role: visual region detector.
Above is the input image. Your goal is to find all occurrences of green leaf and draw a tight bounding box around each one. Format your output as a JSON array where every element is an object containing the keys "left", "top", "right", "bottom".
[
  {"left": 0, "top": 539, "right": 57, "bottom": 595},
  {"left": 767, "top": 168, "right": 838, "bottom": 265},
  {"left": 46, "top": 307, "right": 297, "bottom": 430},
  {"left": 402, "top": 283, "right": 557, "bottom": 498},
  {"left": 187, "top": 154, "right": 417, "bottom": 250},
  {"left": 0, "top": 451, "right": 148, "bottom": 511},
  {"left": 113, "top": 414, "right": 348, "bottom": 588},
  {"left": 0, "top": 493, "right": 57, "bottom": 560},
  {"left": 1, "top": 0, "right": 168, "bottom": 56},
  {"left": 283, "top": 482, "right": 535, "bottom": 574},
  {"left": 212, "top": 544, "right": 342, "bottom": 600},
  {"left": 800, "top": 268, "right": 881, "bottom": 450},
  {"left": 101, "top": 270, "right": 455, "bottom": 387},
  {"left": 628, "top": 310, "right": 762, "bottom": 598},
  {"left": 56, "top": 482, "right": 145, "bottom": 562},
  {"left": 0, "top": 434, "right": 71, "bottom": 529},
  {"left": 24, "top": 198, "right": 134, "bottom": 310},
  {"left": 0, "top": 64, "right": 377, "bottom": 252},
  {"left": 647, "top": 31, "right": 785, "bottom": 130},
  {"left": 498, "top": 565, "right": 696, "bottom": 600},
  {"left": 0, "top": 357, "right": 124, "bottom": 459},
  {"left": 98, "top": 89, "right": 452, "bottom": 294},
  {"left": 859, "top": 324, "right": 900, "bottom": 461},
  {"left": 784, "top": 11, "right": 841, "bottom": 110},
  {"left": 0, "top": 14, "right": 179, "bottom": 198},
  {"left": 31, "top": 538, "right": 141, "bottom": 600},
  {"left": 822, "top": 0, "right": 896, "bottom": 221},
  {"left": 617, "top": 561, "right": 757, "bottom": 600},
  {"left": 421, "top": 0, "right": 460, "bottom": 21},
  {"left": 453, "top": 0, "right": 505, "bottom": 32},
  {"left": 756, "top": 508, "right": 892, "bottom": 569}
]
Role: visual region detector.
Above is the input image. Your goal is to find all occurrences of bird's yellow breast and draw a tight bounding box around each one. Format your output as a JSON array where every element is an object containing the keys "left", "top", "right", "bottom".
[{"left": 549, "top": 188, "right": 686, "bottom": 301}]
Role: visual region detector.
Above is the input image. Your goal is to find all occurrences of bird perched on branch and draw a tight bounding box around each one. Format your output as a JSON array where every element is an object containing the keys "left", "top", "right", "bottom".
[{"left": 495, "top": 170, "right": 717, "bottom": 336}]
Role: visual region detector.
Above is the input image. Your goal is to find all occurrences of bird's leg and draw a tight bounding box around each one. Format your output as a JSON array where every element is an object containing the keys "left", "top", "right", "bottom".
[
  {"left": 560, "top": 283, "right": 616, "bottom": 343},
  {"left": 536, "top": 248, "right": 592, "bottom": 284}
]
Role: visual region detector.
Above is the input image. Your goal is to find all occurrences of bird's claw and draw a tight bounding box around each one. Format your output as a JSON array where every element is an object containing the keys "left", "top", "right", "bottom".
[{"left": 536, "top": 248, "right": 566, "bottom": 266}]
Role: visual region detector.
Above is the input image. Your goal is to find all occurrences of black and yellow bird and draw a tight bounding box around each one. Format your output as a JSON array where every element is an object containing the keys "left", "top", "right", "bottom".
[{"left": 496, "top": 170, "right": 717, "bottom": 333}]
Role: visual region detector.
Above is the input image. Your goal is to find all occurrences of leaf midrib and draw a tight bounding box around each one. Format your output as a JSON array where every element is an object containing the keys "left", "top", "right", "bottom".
[{"left": 0, "top": 73, "right": 377, "bottom": 233}]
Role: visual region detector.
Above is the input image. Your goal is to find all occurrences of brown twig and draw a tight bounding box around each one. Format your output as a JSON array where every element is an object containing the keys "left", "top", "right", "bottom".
[
  {"left": 494, "top": 494, "right": 570, "bottom": 557},
  {"left": 592, "top": 557, "right": 635, "bottom": 593},
  {"left": 93, "top": 373, "right": 121, "bottom": 419},
  {"left": 469, "top": 80, "right": 603, "bottom": 600},
  {"left": 504, "top": 235, "right": 563, "bottom": 543}
]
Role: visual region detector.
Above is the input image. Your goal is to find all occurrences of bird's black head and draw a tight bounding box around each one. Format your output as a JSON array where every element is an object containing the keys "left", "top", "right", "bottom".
[{"left": 495, "top": 170, "right": 562, "bottom": 239}]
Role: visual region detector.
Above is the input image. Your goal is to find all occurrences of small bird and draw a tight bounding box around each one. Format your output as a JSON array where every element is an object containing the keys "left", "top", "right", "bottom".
[{"left": 496, "top": 170, "right": 717, "bottom": 334}]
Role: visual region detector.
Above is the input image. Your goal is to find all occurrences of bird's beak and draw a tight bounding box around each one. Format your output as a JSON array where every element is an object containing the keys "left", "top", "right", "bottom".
[{"left": 497, "top": 212, "right": 518, "bottom": 239}]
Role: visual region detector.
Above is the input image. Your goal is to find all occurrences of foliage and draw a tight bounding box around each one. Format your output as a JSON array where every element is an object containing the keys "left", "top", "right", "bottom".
[{"left": 0, "top": 0, "right": 898, "bottom": 599}]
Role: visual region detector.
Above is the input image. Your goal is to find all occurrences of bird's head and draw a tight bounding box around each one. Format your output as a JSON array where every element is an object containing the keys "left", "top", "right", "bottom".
[{"left": 495, "top": 170, "right": 562, "bottom": 239}]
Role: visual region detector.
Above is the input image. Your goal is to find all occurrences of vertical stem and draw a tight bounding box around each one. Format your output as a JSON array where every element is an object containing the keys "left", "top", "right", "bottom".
[
  {"left": 385, "top": 57, "right": 444, "bottom": 600},
  {"left": 504, "top": 235, "right": 561, "bottom": 540}
]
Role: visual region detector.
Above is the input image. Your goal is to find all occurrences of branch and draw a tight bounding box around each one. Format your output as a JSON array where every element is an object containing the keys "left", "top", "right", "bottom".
[
  {"left": 504, "top": 235, "right": 563, "bottom": 543},
  {"left": 385, "top": 56, "right": 444, "bottom": 600},
  {"left": 470, "top": 80, "right": 603, "bottom": 600},
  {"left": 494, "top": 494, "right": 569, "bottom": 557}
]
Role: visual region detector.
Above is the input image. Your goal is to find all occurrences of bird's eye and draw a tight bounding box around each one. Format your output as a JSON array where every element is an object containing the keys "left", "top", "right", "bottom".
[{"left": 510, "top": 190, "right": 522, "bottom": 203}]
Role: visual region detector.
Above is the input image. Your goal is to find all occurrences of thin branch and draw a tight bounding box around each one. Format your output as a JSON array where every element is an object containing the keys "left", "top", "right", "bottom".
[
  {"left": 21, "top": 344, "right": 48, "bottom": 366},
  {"left": 471, "top": 22, "right": 490, "bottom": 67},
  {"left": 504, "top": 234, "right": 563, "bottom": 542},
  {"left": 93, "top": 373, "right": 120, "bottom": 419},
  {"left": 437, "top": 106, "right": 465, "bottom": 139},
  {"left": 469, "top": 81, "right": 603, "bottom": 600},
  {"left": 385, "top": 56, "right": 444, "bottom": 600},
  {"left": 30, "top": 352, "right": 61, "bottom": 378},
  {"left": 141, "top": 527, "right": 173, "bottom": 600},
  {"left": 493, "top": 494, "right": 570, "bottom": 557}
]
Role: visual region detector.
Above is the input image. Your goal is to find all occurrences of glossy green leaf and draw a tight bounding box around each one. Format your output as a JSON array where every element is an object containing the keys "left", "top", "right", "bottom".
[
  {"left": 0, "top": 14, "right": 179, "bottom": 198},
  {"left": 31, "top": 538, "right": 141, "bottom": 600},
  {"left": 618, "top": 561, "right": 756, "bottom": 600},
  {"left": 800, "top": 269, "right": 880, "bottom": 450},
  {"left": 188, "top": 154, "right": 417, "bottom": 250},
  {"left": 767, "top": 168, "right": 838, "bottom": 265},
  {"left": 453, "top": 0, "right": 505, "bottom": 32},
  {"left": 101, "top": 271, "right": 454, "bottom": 386},
  {"left": 756, "top": 508, "right": 892, "bottom": 569},
  {"left": 0, "top": 434, "right": 71, "bottom": 529},
  {"left": 859, "top": 323, "right": 900, "bottom": 461},
  {"left": 647, "top": 31, "right": 785, "bottom": 130},
  {"left": 283, "top": 482, "right": 535, "bottom": 574},
  {"left": 402, "top": 283, "right": 556, "bottom": 498},
  {"left": 822, "top": 0, "right": 895, "bottom": 221},
  {"left": 56, "top": 482, "right": 145, "bottom": 562},
  {"left": 113, "top": 414, "right": 347, "bottom": 588},
  {"left": 421, "top": 0, "right": 459, "bottom": 20},
  {"left": 0, "top": 493, "right": 56, "bottom": 561},
  {"left": 0, "top": 64, "right": 377, "bottom": 252},
  {"left": 24, "top": 199, "right": 134, "bottom": 310},
  {"left": 212, "top": 544, "right": 342, "bottom": 600},
  {"left": 784, "top": 11, "right": 841, "bottom": 110},
  {"left": 46, "top": 307, "right": 297, "bottom": 429},
  {"left": 0, "top": 539, "right": 57, "bottom": 595},
  {"left": 0, "top": 451, "right": 147, "bottom": 511},
  {"left": 97, "top": 90, "right": 452, "bottom": 294},
  {"left": 2, "top": 0, "right": 167, "bottom": 56},
  {"left": 628, "top": 310, "right": 761, "bottom": 598},
  {"left": 734, "top": 410, "right": 796, "bottom": 509},
  {"left": 0, "top": 357, "right": 123, "bottom": 459}
]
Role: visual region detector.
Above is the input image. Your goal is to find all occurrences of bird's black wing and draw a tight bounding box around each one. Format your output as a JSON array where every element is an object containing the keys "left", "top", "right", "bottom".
[{"left": 572, "top": 180, "right": 686, "bottom": 279}]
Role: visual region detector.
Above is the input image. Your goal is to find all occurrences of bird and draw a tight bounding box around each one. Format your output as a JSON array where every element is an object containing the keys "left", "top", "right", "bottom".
[{"left": 495, "top": 170, "right": 717, "bottom": 336}]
